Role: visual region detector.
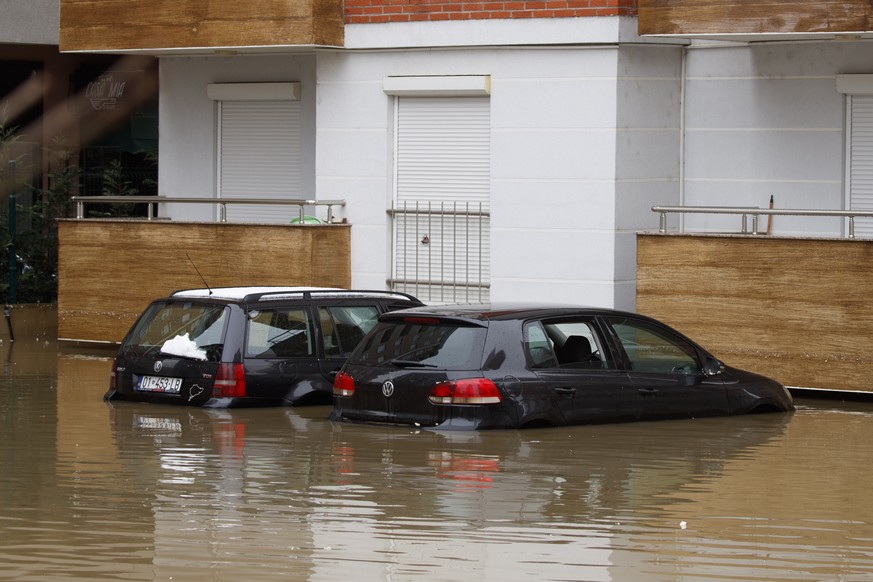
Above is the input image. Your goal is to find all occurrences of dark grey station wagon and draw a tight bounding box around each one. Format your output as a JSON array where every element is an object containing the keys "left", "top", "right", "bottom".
[
  {"left": 104, "top": 287, "right": 422, "bottom": 408},
  {"left": 331, "top": 304, "right": 794, "bottom": 429}
]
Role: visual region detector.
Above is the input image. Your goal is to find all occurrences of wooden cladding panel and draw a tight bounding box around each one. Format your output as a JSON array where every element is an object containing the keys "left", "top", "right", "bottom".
[
  {"left": 637, "top": 234, "right": 873, "bottom": 393},
  {"left": 57, "top": 220, "right": 351, "bottom": 343},
  {"left": 639, "top": 0, "right": 873, "bottom": 36},
  {"left": 59, "top": 0, "right": 344, "bottom": 51}
]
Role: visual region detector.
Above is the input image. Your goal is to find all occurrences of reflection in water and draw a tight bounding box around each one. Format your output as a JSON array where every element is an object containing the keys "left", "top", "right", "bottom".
[{"left": 0, "top": 341, "right": 871, "bottom": 580}]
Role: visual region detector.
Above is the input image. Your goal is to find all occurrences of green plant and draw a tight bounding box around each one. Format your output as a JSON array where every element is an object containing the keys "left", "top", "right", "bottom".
[{"left": 13, "top": 136, "right": 80, "bottom": 303}]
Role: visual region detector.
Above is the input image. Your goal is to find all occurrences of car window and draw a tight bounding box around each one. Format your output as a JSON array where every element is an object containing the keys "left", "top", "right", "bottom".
[
  {"left": 530, "top": 320, "right": 610, "bottom": 369},
  {"left": 123, "top": 301, "right": 229, "bottom": 361},
  {"left": 349, "top": 319, "right": 486, "bottom": 370},
  {"left": 523, "top": 322, "right": 558, "bottom": 368},
  {"left": 246, "top": 308, "right": 314, "bottom": 358},
  {"left": 607, "top": 317, "right": 700, "bottom": 373},
  {"left": 319, "top": 305, "right": 380, "bottom": 357}
]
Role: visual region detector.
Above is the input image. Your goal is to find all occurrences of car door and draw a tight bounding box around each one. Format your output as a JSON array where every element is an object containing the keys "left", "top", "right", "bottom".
[
  {"left": 604, "top": 316, "right": 729, "bottom": 420},
  {"left": 244, "top": 305, "right": 323, "bottom": 402},
  {"left": 523, "top": 319, "right": 639, "bottom": 425}
]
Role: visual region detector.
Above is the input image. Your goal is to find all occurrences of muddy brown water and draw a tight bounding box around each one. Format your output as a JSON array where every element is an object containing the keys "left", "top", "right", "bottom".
[{"left": 1, "top": 340, "right": 872, "bottom": 581}]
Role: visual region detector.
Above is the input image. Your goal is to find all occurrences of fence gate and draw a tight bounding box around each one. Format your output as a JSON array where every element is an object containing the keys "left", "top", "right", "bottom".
[{"left": 388, "top": 200, "right": 490, "bottom": 304}]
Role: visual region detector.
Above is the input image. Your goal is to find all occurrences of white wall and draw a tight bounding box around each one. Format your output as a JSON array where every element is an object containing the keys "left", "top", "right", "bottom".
[
  {"left": 159, "top": 54, "right": 317, "bottom": 221},
  {"left": 316, "top": 16, "right": 678, "bottom": 309},
  {"left": 681, "top": 41, "right": 862, "bottom": 236},
  {"left": 315, "top": 47, "right": 635, "bottom": 306},
  {"left": 156, "top": 35, "right": 682, "bottom": 309},
  {"left": 615, "top": 44, "right": 683, "bottom": 308}
]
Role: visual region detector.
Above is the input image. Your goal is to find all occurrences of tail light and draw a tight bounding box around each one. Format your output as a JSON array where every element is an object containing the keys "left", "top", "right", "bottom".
[
  {"left": 213, "top": 363, "right": 246, "bottom": 398},
  {"left": 333, "top": 371, "right": 355, "bottom": 397},
  {"left": 109, "top": 358, "right": 118, "bottom": 391},
  {"left": 429, "top": 378, "right": 501, "bottom": 405}
]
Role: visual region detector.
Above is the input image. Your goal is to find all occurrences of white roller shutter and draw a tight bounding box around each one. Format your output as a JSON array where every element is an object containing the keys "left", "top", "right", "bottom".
[
  {"left": 396, "top": 96, "right": 490, "bottom": 204},
  {"left": 217, "top": 100, "right": 302, "bottom": 223},
  {"left": 849, "top": 95, "right": 873, "bottom": 236},
  {"left": 392, "top": 96, "right": 491, "bottom": 303}
]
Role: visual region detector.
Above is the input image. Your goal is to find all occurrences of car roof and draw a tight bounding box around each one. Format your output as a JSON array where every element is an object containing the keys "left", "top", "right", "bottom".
[
  {"left": 170, "top": 286, "right": 419, "bottom": 304},
  {"left": 382, "top": 303, "right": 639, "bottom": 323}
]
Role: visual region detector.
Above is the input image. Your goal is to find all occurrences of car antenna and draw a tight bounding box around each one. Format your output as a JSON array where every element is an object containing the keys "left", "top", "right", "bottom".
[{"left": 186, "top": 253, "right": 213, "bottom": 295}]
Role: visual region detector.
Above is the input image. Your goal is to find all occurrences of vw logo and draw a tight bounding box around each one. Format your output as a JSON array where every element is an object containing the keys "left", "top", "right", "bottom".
[
  {"left": 381, "top": 380, "right": 395, "bottom": 398},
  {"left": 154, "top": 361, "right": 163, "bottom": 373}
]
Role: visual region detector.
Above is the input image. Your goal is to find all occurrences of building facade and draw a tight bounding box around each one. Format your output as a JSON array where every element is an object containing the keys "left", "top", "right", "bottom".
[{"left": 55, "top": 0, "right": 873, "bottom": 308}]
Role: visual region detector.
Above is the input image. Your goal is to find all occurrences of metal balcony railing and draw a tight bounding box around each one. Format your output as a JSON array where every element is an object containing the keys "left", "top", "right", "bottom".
[
  {"left": 71, "top": 195, "right": 346, "bottom": 223},
  {"left": 387, "top": 200, "right": 491, "bottom": 304},
  {"left": 652, "top": 206, "right": 873, "bottom": 239}
]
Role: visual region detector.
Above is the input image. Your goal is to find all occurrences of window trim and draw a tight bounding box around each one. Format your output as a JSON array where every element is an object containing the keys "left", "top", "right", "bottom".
[
  {"left": 207, "top": 82, "right": 301, "bottom": 101},
  {"left": 383, "top": 75, "right": 490, "bottom": 97}
]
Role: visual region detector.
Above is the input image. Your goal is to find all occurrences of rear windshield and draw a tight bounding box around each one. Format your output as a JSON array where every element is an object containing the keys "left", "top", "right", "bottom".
[
  {"left": 348, "top": 319, "right": 487, "bottom": 370},
  {"left": 122, "top": 301, "right": 229, "bottom": 361}
]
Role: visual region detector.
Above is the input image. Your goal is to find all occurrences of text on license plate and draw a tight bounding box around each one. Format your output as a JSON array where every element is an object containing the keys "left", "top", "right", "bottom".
[{"left": 136, "top": 375, "right": 183, "bottom": 393}]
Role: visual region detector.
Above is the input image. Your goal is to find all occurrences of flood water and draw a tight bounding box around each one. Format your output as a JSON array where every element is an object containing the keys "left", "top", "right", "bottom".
[{"left": 1, "top": 340, "right": 872, "bottom": 581}]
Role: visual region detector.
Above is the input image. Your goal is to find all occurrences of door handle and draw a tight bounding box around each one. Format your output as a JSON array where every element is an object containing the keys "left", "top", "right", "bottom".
[
  {"left": 555, "top": 387, "right": 576, "bottom": 395},
  {"left": 638, "top": 387, "right": 658, "bottom": 394}
]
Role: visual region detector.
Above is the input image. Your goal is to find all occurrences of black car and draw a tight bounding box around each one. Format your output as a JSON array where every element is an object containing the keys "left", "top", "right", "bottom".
[
  {"left": 104, "top": 287, "right": 422, "bottom": 408},
  {"left": 330, "top": 304, "right": 794, "bottom": 429}
]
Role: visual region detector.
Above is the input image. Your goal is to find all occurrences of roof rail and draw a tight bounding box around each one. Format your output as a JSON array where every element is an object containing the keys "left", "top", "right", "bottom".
[
  {"left": 170, "top": 286, "right": 339, "bottom": 301},
  {"left": 168, "top": 286, "right": 421, "bottom": 304},
  {"left": 242, "top": 289, "right": 421, "bottom": 304}
]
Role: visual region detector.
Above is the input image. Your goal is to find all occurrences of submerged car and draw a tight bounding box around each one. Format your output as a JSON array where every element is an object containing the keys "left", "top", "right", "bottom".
[
  {"left": 104, "top": 287, "right": 422, "bottom": 408},
  {"left": 330, "top": 304, "right": 794, "bottom": 429}
]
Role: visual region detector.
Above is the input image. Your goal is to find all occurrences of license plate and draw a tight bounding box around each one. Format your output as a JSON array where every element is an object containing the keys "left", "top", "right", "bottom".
[{"left": 136, "top": 375, "right": 183, "bottom": 394}]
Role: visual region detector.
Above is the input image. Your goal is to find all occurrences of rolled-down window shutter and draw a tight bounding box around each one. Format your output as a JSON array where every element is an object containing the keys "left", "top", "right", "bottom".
[
  {"left": 211, "top": 83, "right": 302, "bottom": 223},
  {"left": 392, "top": 96, "right": 491, "bottom": 303},
  {"left": 396, "top": 96, "right": 491, "bottom": 205}
]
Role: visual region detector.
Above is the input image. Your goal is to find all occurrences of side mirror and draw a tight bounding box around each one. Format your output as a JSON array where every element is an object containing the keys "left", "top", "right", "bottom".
[{"left": 704, "top": 357, "right": 725, "bottom": 377}]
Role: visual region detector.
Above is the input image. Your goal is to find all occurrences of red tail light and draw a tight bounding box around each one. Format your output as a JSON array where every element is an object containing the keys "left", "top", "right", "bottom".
[
  {"left": 333, "top": 371, "right": 355, "bottom": 397},
  {"left": 109, "top": 358, "right": 118, "bottom": 391},
  {"left": 213, "top": 363, "right": 246, "bottom": 398},
  {"left": 428, "top": 378, "right": 501, "bottom": 405}
]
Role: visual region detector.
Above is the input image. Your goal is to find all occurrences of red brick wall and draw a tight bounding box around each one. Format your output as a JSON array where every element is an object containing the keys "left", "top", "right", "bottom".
[{"left": 345, "top": 0, "right": 637, "bottom": 24}]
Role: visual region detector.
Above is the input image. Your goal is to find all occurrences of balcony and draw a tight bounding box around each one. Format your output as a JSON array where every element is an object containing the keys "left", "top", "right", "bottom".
[
  {"left": 59, "top": 0, "right": 344, "bottom": 54},
  {"left": 637, "top": 206, "right": 873, "bottom": 395},
  {"left": 58, "top": 218, "right": 351, "bottom": 344}
]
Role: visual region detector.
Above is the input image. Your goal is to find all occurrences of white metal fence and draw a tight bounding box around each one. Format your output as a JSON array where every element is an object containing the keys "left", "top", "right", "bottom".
[{"left": 388, "top": 200, "right": 490, "bottom": 304}]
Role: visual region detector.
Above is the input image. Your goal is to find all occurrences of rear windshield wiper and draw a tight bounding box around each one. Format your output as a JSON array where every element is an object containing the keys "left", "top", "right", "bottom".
[
  {"left": 387, "top": 359, "right": 437, "bottom": 368},
  {"left": 158, "top": 350, "right": 208, "bottom": 361}
]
